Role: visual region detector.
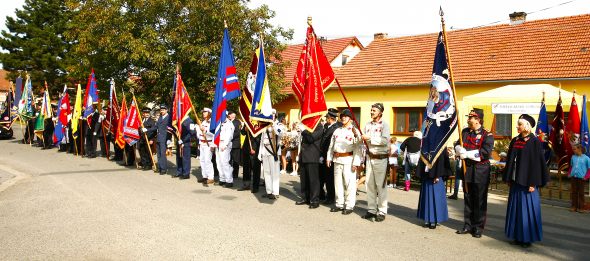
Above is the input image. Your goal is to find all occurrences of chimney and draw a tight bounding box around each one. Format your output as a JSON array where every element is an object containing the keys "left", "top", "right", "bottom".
[
  {"left": 509, "top": 12, "right": 527, "bottom": 25},
  {"left": 319, "top": 36, "right": 327, "bottom": 46},
  {"left": 374, "top": 33, "right": 388, "bottom": 40}
]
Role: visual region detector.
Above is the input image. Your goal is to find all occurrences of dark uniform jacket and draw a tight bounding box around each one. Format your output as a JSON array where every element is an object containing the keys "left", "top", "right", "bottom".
[
  {"left": 140, "top": 117, "right": 156, "bottom": 143},
  {"left": 460, "top": 127, "right": 494, "bottom": 184},
  {"left": 231, "top": 120, "right": 241, "bottom": 149},
  {"left": 502, "top": 133, "right": 550, "bottom": 187},
  {"left": 153, "top": 114, "right": 171, "bottom": 144},
  {"left": 320, "top": 121, "right": 342, "bottom": 159},
  {"left": 300, "top": 125, "right": 324, "bottom": 163}
]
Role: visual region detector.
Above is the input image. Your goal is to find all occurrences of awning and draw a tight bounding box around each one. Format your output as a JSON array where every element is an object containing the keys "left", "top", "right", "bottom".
[{"left": 463, "top": 84, "right": 583, "bottom": 106}]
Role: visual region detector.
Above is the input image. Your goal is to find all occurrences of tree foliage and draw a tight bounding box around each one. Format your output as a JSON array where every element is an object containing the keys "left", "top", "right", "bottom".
[
  {"left": 0, "top": 0, "right": 74, "bottom": 96},
  {"left": 65, "top": 0, "right": 293, "bottom": 108}
]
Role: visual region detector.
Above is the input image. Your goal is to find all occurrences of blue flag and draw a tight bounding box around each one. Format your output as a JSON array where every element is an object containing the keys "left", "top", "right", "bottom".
[
  {"left": 83, "top": 69, "right": 99, "bottom": 121},
  {"left": 14, "top": 77, "right": 22, "bottom": 111},
  {"left": 580, "top": 95, "right": 590, "bottom": 157},
  {"left": 420, "top": 32, "right": 458, "bottom": 168},
  {"left": 250, "top": 39, "right": 274, "bottom": 123},
  {"left": 535, "top": 96, "right": 552, "bottom": 164},
  {"left": 211, "top": 28, "right": 241, "bottom": 146}
]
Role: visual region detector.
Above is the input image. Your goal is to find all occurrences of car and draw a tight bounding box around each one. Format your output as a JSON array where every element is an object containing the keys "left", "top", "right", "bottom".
[{"left": 0, "top": 123, "right": 13, "bottom": 140}]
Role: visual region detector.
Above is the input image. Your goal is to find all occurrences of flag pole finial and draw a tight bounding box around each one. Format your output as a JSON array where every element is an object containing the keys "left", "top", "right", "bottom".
[
  {"left": 439, "top": 6, "right": 444, "bottom": 17},
  {"left": 224, "top": 20, "right": 227, "bottom": 28},
  {"left": 307, "top": 16, "right": 312, "bottom": 26}
]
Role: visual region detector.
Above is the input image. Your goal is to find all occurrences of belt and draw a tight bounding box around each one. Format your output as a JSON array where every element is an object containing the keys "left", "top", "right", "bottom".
[
  {"left": 200, "top": 140, "right": 211, "bottom": 143},
  {"left": 368, "top": 152, "right": 388, "bottom": 159},
  {"left": 334, "top": 151, "right": 353, "bottom": 158}
]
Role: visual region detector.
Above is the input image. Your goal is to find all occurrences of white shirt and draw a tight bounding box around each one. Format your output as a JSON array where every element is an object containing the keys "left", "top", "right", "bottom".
[{"left": 327, "top": 125, "right": 361, "bottom": 166}]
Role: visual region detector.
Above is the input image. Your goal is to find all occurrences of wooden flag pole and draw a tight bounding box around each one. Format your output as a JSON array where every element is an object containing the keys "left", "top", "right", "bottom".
[
  {"left": 133, "top": 94, "right": 158, "bottom": 172},
  {"left": 440, "top": 7, "right": 468, "bottom": 193},
  {"left": 176, "top": 64, "right": 210, "bottom": 146}
]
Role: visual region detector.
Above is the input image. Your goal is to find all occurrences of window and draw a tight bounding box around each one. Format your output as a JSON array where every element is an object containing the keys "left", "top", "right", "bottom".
[
  {"left": 493, "top": 114, "right": 512, "bottom": 137},
  {"left": 393, "top": 107, "right": 424, "bottom": 135},
  {"left": 341, "top": 55, "right": 349, "bottom": 66}
]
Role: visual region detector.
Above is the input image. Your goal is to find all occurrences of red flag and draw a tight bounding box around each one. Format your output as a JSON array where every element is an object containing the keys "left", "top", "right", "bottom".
[
  {"left": 172, "top": 71, "right": 192, "bottom": 139},
  {"left": 550, "top": 93, "right": 566, "bottom": 162},
  {"left": 564, "top": 95, "right": 581, "bottom": 159},
  {"left": 104, "top": 87, "right": 120, "bottom": 134},
  {"left": 291, "top": 25, "right": 335, "bottom": 131},
  {"left": 115, "top": 97, "right": 127, "bottom": 149},
  {"left": 239, "top": 52, "right": 271, "bottom": 137},
  {"left": 123, "top": 99, "right": 141, "bottom": 145}
]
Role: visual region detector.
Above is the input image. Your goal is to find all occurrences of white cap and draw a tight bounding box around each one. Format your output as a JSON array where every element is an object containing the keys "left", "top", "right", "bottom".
[{"left": 202, "top": 107, "right": 212, "bottom": 113}]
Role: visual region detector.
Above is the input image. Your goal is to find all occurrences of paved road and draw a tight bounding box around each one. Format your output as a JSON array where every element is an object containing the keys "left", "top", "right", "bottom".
[{"left": 0, "top": 129, "right": 588, "bottom": 260}]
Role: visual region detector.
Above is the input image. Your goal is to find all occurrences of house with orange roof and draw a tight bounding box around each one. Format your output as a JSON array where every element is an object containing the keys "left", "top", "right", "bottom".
[
  {"left": 0, "top": 69, "right": 11, "bottom": 103},
  {"left": 275, "top": 13, "right": 590, "bottom": 141}
]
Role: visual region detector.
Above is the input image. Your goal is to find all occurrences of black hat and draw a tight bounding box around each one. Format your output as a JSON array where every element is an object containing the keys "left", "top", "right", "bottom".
[
  {"left": 466, "top": 108, "right": 484, "bottom": 119},
  {"left": 519, "top": 114, "right": 536, "bottom": 128},
  {"left": 142, "top": 107, "right": 151, "bottom": 113},
  {"left": 371, "top": 103, "right": 384, "bottom": 112},
  {"left": 340, "top": 109, "right": 353, "bottom": 118},
  {"left": 326, "top": 108, "right": 338, "bottom": 118},
  {"left": 159, "top": 104, "right": 168, "bottom": 110}
]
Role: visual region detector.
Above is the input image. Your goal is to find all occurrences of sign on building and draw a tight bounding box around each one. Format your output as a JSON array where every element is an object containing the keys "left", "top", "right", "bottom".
[{"left": 491, "top": 103, "right": 541, "bottom": 114}]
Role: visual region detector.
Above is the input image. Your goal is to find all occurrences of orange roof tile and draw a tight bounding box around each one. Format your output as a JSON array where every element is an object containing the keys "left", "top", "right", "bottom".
[
  {"left": 278, "top": 36, "right": 362, "bottom": 90},
  {"left": 0, "top": 70, "right": 10, "bottom": 92},
  {"left": 336, "top": 14, "right": 590, "bottom": 88}
]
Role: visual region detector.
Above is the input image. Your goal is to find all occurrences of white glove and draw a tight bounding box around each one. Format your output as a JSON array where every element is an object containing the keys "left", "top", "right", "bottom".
[
  {"left": 93, "top": 132, "right": 96, "bottom": 136},
  {"left": 178, "top": 140, "right": 183, "bottom": 145},
  {"left": 166, "top": 140, "right": 171, "bottom": 146},
  {"left": 455, "top": 145, "right": 467, "bottom": 159},
  {"left": 319, "top": 156, "right": 324, "bottom": 163},
  {"left": 221, "top": 144, "right": 226, "bottom": 151},
  {"left": 190, "top": 124, "right": 197, "bottom": 131},
  {"left": 142, "top": 128, "right": 147, "bottom": 132},
  {"left": 454, "top": 145, "right": 464, "bottom": 155},
  {"left": 465, "top": 150, "right": 481, "bottom": 162}
]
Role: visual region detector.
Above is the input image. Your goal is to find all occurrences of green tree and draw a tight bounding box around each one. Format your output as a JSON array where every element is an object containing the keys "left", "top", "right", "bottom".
[
  {"left": 66, "top": 0, "right": 293, "bottom": 109},
  {"left": 0, "top": 0, "right": 74, "bottom": 97}
]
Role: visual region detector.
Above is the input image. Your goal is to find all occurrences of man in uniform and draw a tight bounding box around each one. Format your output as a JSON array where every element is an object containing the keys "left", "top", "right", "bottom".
[
  {"left": 362, "top": 103, "right": 390, "bottom": 222},
  {"left": 139, "top": 107, "right": 156, "bottom": 170},
  {"left": 296, "top": 123, "right": 324, "bottom": 209},
  {"left": 155, "top": 104, "right": 171, "bottom": 175},
  {"left": 174, "top": 116, "right": 193, "bottom": 179},
  {"left": 454, "top": 108, "right": 494, "bottom": 238},
  {"left": 41, "top": 104, "right": 57, "bottom": 149},
  {"left": 97, "top": 105, "right": 108, "bottom": 157},
  {"left": 238, "top": 125, "right": 262, "bottom": 193},
  {"left": 215, "top": 116, "right": 235, "bottom": 187},
  {"left": 326, "top": 109, "right": 361, "bottom": 214},
  {"left": 85, "top": 104, "right": 100, "bottom": 158},
  {"left": 197, "top": 108, "right": 215, "bottom": 184},
  {"left": 228, "top": 111, "right": 242, "bottom": 179},
  {"left": 259, "top": 119, "right": 283, "bottom": 199},
  {"left": 320, "top": 108, "right": 342, "bottom": 204}
]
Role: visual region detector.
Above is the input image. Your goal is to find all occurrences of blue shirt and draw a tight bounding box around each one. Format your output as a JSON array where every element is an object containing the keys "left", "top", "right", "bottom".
[{"left": 570, "top": 154, "right": 590, "bottom": 179}]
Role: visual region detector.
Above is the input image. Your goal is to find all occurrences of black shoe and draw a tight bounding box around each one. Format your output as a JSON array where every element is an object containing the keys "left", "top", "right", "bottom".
[
  {"left": 251, "top": 189, "right": 259, "bottom": 193},
  {"left": 171, "top": 175, "right": 179, "bottom": 178},
  {"left": 330, "top": 207, "right": 343, "bottom": 212},
  {"left": 197, "top": 178, "right": 206, "bottom": 183},
  {"left": 375, "top": 214, "right": 386, "bottom": 222},
  {"left": 362, "top": 212, "right": 376, "bottom": 220},
  {"left": 448, "top": 195, "right": 458, "bottom": 200},
  {"left": 521, "top": 242, "right": 532, "bottom": 248},
  {"left": 323, "top": 199, "right": 335, "bottom": 205},
  {"left": 179, "top": 175, "right": 189, "bottom": 180},
  {"left": 456, "top": 227, "right": 472, "bottom": 234},
  {"left": 472, "top": 229, "right": 482, "bottom": 238},
  {"left": 342, "top": 209, "right": 353, "bottom": 215},
  {"left": 295, "top": 200, "right": 309, "bottom": 205},
  {"left": 237, "top": 186, "right": 250, "bottom": 191},
  {"left": 224, "top": 183, "right": 233, "bottom": 188},
  {"left": 267, "top": 194, "right": 276, "bottom": 200},
  {"left": 309, "top": 203, "right": 320, "bottom": 209},
  {"left": 428, "top": 223, "right": 437, "bottom": 229}
]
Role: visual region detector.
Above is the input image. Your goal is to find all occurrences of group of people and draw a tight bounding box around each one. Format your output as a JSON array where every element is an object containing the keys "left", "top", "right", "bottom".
[{"left": 17, "top": 99, "right": 556, "bottom": 249}]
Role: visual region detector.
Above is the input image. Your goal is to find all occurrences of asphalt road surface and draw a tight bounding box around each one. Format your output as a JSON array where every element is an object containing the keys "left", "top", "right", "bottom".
[{"left": 0, "top": 128, "right": 588, "bottom": 260}]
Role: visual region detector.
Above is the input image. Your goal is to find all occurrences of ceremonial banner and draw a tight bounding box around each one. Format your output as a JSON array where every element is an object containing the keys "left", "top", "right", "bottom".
[
  {"left": 34, "top": 85, "right": 52, "bottom": 135},
  {"left": 115, "top": 97, "right": 127, "bottom": 149},
  {"left": 549, "top": 92, "right": 566, "bottom": 161},
  {"left": 420, "top": 32, "right": 458, "bottom": 168},
  {"left": 104, "top": 80, "right": 120, "bottom": 135},
  {"left": 123, "top": 99, "right": 141, "bottom": 146},
  {"left": 291, "top": 24, "right": 335, "bottom": 131},
  {"left": 172, "top": 71, "right": 192, "bottom": 139},
  {"left": 18, "top": 75, "right": 34, "bottom": 120},
  {"left": 580, "top": 95, "right": 590, "bottom": 157},
  {"left": 211, "top": 28, "right": 241, "bottom": 146},
  {"left": 239, "top": 51, "right": 271, "bottom": 137},
  {"left": 535, "top": 96, "right": 551, "bottom": 164},
  {"left": 250, "top": 38, "right": 274, "bottom": 123},
  {"left": 72, "top": 84, "right": 83, "bottom": 139},
  {"left": 564, "top": 94, "right": 581, "bottom": 161},
  {"left": 14, "top": 76, "right": 22, "bottom": 110},
  {"left": 53, "top": 86, "right": 71, "bottom": 145},
  {"left": 83, "top": 69, "right": 99, "bottom": 124}
]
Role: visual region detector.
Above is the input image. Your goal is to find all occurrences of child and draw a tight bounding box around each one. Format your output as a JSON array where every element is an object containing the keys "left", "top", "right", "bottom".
[
  {"left": 388, "top": 137, "right": 399, "bottom": 188},
  {"left": 569, "top": 144, "right": 590, "bottom": 213}
]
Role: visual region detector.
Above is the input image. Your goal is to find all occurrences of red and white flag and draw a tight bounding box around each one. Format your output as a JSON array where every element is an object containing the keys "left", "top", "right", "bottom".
[{"left": 123, "top": 99, "right": 141, "bottom": 146}]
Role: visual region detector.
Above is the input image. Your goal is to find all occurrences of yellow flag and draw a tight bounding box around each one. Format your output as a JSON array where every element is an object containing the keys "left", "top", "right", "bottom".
[{"left": 71, "top": 83, "right": 83, "bottom": 137}]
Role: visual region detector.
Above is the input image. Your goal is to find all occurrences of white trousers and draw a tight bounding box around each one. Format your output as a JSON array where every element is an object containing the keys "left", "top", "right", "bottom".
[
  {"left": 199, "top": 145, "right": 214, "bottom": 180},
  {"left": 216, "top": 147, "right": 233, "bottom": 183},
  {"left": 334, "top": 162, "right": 357, "bottom": 210},
  {"left": 261, "top": 154, "right": 280, "bottom": 195},
  {"left": 366, "top": 158, "right": 388, "bottom": 215}
]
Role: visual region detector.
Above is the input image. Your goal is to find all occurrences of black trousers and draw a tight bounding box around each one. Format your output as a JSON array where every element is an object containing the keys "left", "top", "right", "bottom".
[
  {"left": 301, "top": 163, "right": 320, "bottom": 203},
  {"left": 212, "top": 153, "right": 219, "bottom": 178},
  {"left": 231, "top": 148, "right": 241, "bottom": 178},
  {"left": 319, "top": 163, "right": 335, "bottom": 201},
  {"left": 98, "top": 134, "right": 107, "bottom": 157},
  {"left": 124, "top": 144, "right": 135, "bottom": 165},
  {"left": 138, "top": 140, "right": 152, "bottom": 167},
  {"left": 250, "top": 157, "right": 261, "bottom": 191},
  {"left": 42, "top": 129, "right": 53, "bottom": 149},
  {"left": 463, "top": 181, "right": 489, "bottom": 230},
  {"left": 113, "top": 140, "right": 124, "bottom": 161},
  {"left": 242, "top": 150, "right": 252, "bottom": 183},
  {"left": 85, "top": 133, "right": 97, "bottom": 157}
]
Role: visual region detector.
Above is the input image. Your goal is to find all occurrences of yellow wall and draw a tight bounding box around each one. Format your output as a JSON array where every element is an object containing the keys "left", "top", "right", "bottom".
[{"left": 274, "top": 79, "right": 590, "bottom": 142}]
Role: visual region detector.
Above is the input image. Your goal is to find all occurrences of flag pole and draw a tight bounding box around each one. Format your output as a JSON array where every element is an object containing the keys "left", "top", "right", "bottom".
[
  {"left": 440, "top": 7, "right": 468, "bottom": 192},
  {"left": 133, "top": 94, "right": 158, "bottom": 172},
  {"left": 177, "top": 63, "right": 210, "bottom": 146}
]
